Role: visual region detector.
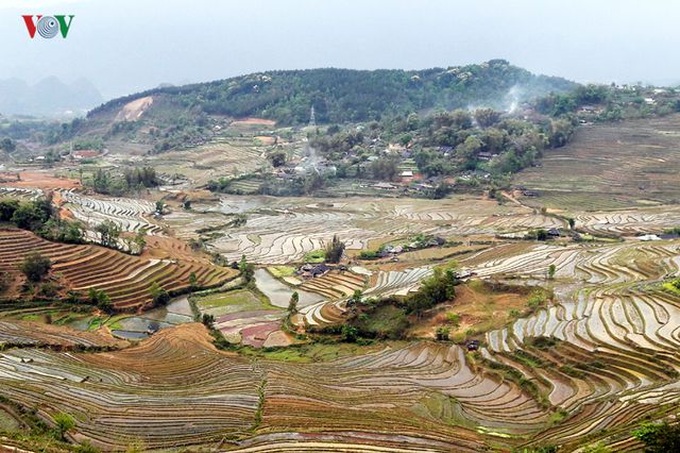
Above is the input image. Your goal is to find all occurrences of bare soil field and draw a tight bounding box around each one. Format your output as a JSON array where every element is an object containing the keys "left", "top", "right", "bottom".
[
  {"left": 231, "top": 117, "right": 276, "bottom": 127},
  {"left": 115, "top": 96, "right": 153, "bottom": 122},
  {"left": 1, "top": 171, "right": 81, "bottom": 190}
]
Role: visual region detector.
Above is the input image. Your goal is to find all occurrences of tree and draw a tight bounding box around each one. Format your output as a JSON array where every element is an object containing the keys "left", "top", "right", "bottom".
[
  {"left": 474, "top": 108, "right": 501, "bottom": 128},
  {"left": 0, "top": 137, "right": 16, "bottom": 152},
  {"left": 341, "top": 324, "right": 358, "bottom": 342},
  {"left": 567, "top": 217, "right": 575, "bottom": 229},
  {"left": 189, "top": 272, "right": 198, "bottom": 290},
  {"left": 92, "top": 168, "right": 110, "bottom": 194},
  {"left": 20, "top": 252, "right": 51, "bottom": 282},
  {"left": 548, "top": 264, "right": 556, "bottom": 280},
  {"left": 0, "top": 199, "right": 19, "bottom": 221},
  {"left": 11, "top": 201, "right": 50, "bottom": 230},
  {"left": 133, "top": 232, "right": 146, "bottom": 254},
  {"left": 155, "top": 200, "right": 165, "bottom": 214},
  {"left": 268, "top": 151, "right": 286, "bottom": 167},
  {"left": 348, "top": 289, "right": 363, "bottom": 307},
  {"left": 149, "top": 282, "right": 170, "bottom": 306},
  {"left": 325, "top": 234, "right": 345, "bottom": 263},
  {"left": 95, "top": 220, "right": 121, "bottom": 248},
  {"left": 633, "top": 421, "right": 680, "bottom": 453},
  {"left": 370, "top": 156, "right": 400, "bottom": 181},
  {"left": 288, "top": 291, "right": 299, "bottom": 314},
  {"left": 201, "top": 313, "right": 215, "bottom": 328},
  {"left": 40, "top": 218, "right": 84, "bottom": 244},
  {"left": 445, "top": 312, "right": 461, "bottom": 328},
  {"left": 455, "top": 135, "right": 484, "bottom": 169},
  {"left": 406, "top": 268, "right": 459, "bottom": 316},
  {"left": 89, "top": 288, "right": 112, "bottom": 312},
  {"left": 239, "top": 255, "right": 255, "bottom": 283}
]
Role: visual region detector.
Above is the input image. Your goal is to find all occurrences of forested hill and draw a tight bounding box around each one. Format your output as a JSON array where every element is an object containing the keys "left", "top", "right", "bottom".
[{"left": 88, "top": 60, "right": 577, "bottom": 126}]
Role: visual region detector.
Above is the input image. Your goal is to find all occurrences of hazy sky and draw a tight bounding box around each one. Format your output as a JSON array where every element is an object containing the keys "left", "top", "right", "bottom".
[{"left": 2, "top": 0, "right": 680, "bottom": 100}]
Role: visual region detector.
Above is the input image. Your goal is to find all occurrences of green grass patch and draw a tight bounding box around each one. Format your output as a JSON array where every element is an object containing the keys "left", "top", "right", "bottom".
[
  {"left": 304, "top": 249, "right": 326, "bottom": 263},
  {"left": 662, "top": 282, "right": 680, "bottom": 296},
  {"left": 267, "top": 266, "right": 296, "bottom": 278},
  {"left": 87, "top": 317, "right": 103, "bottom": 330},
  {"left": 353, "top": 304, "right": 409, "bottom": 340},
  {"left": 103, "top": 315, "right": 126, "bottom": 331}
]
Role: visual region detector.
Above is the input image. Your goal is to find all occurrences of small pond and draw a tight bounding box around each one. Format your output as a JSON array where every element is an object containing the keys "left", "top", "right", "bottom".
[
  {"left": 70, "top": 296, "right": 194, "bottom": 340},
  {"left": 253, "top": 268, "right": 323, "bottom": 308}
]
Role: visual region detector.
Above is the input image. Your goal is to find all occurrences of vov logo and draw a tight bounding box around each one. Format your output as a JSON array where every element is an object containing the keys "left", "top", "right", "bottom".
[{"left": 22, "top": 15, "right": 75, "bottom": 39}]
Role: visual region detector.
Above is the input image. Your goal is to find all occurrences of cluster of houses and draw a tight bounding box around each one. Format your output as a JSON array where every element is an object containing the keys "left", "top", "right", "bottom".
[{"left": 297, "top": 263, "right": 333, "bottom": 279}]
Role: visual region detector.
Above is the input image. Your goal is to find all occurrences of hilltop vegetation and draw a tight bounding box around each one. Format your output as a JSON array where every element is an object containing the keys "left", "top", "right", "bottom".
[
  {"left": 89, "top": 59, "right": 575, "bottom": 125},
  {"left": 32, "top": 60, "right": 575, "bottom": 150}
]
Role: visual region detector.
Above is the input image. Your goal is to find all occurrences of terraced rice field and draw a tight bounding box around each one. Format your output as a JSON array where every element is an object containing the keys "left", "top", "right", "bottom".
[
  {"left": 6, "top": 115, "right": 680, "bottom": 451},
  {"left": 472, "top": 238, "right": 680, "bottom": 450},
  {"left": 0, "top": 320, "right": 125, "bottom": 349},
  {"left": 7, "top": 231, "right": 678, "bottom": 450},
  {"left": 515, "top": 114, "right": 680, "bottom": 210},
  {"left": 170, "top": 194, "right": 564, "bottom": 264},
  {"left": 60, "top": 190, "right": 162, "bottom": 235},
  {"left": 148, "top": 139, "right": 268, "bottom": 186},
  {"left": 0, "top": 324, "right": 547, "bottom": 452},
  {"left": 0, "top": 228, "right": 237, "bottom": 310},
  {"left": 574, "top": 205, "right": 680, "bottom": 236},
  {"left": 197, "top": 287, "right": 294, "bottom": 348},
  {"left": 364, "top": 266, "right": 434, "bottom": 297},
  {"left": 298, "top": 270, "right": 367, "bottom": 299},
  {"left": 0, "top": 186, "right": 42, "bottom": 200}
]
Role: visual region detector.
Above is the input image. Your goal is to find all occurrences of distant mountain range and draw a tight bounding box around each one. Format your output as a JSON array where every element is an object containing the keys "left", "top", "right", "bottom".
[{"left": 0, "top": 77, "right": 103, "bottom": 117}]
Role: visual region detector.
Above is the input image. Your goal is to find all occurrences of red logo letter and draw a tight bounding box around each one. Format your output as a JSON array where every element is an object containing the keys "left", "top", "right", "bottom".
[{"left": 22, "top": 15, "right": 42, "bottom": 38}]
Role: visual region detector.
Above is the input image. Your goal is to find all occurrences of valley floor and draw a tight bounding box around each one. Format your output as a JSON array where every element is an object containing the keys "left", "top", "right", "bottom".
[{"left": 3, "top": 116, "right": 680, "bottom": 451}]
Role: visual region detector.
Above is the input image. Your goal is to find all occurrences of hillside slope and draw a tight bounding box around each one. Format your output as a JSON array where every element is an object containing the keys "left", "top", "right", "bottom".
[{"left": 60, "top": 60, "right": 577, "bottom": 149}]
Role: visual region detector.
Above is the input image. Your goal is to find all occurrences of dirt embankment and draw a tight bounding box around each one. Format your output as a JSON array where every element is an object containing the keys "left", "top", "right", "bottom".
[{"left": 115, "top": 96, "right": 153, "bottom": 122}]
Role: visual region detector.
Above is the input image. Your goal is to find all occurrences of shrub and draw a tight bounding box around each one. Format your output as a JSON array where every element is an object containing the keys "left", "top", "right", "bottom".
[
  {"left": 341, "top": 325, "right": 358, "bottom": 342},
  {"left": 38, "top": 282, "right": 59, "bottom": 298},
  {"left": 633, "top": 421, "right": 680, "bottom": 453},
  {"left": 359, "top": 250, "right": 379, "bottom": 260},
  {"left": 435, "top": 326, "right": 450, "bottom": 341},
  {"left": 53, "top": 412, "right": 75, "bottom": 440},
  {"left": 445, "top": 312, "right": 461, "bottom": 327},
  {"left": 201, "top": 313, "right": 215, "bottom": 328}
]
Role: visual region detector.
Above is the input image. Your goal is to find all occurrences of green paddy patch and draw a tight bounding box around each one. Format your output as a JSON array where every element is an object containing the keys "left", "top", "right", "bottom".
[
  {"left": 303, "top": 249, "right": 326, "bottom": 263},
  {"left": 194, "top": 288, "right": 273, "bottom": 317},
  {"left": 267, "top": 266, "right": 296, "bottom": 278}
]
